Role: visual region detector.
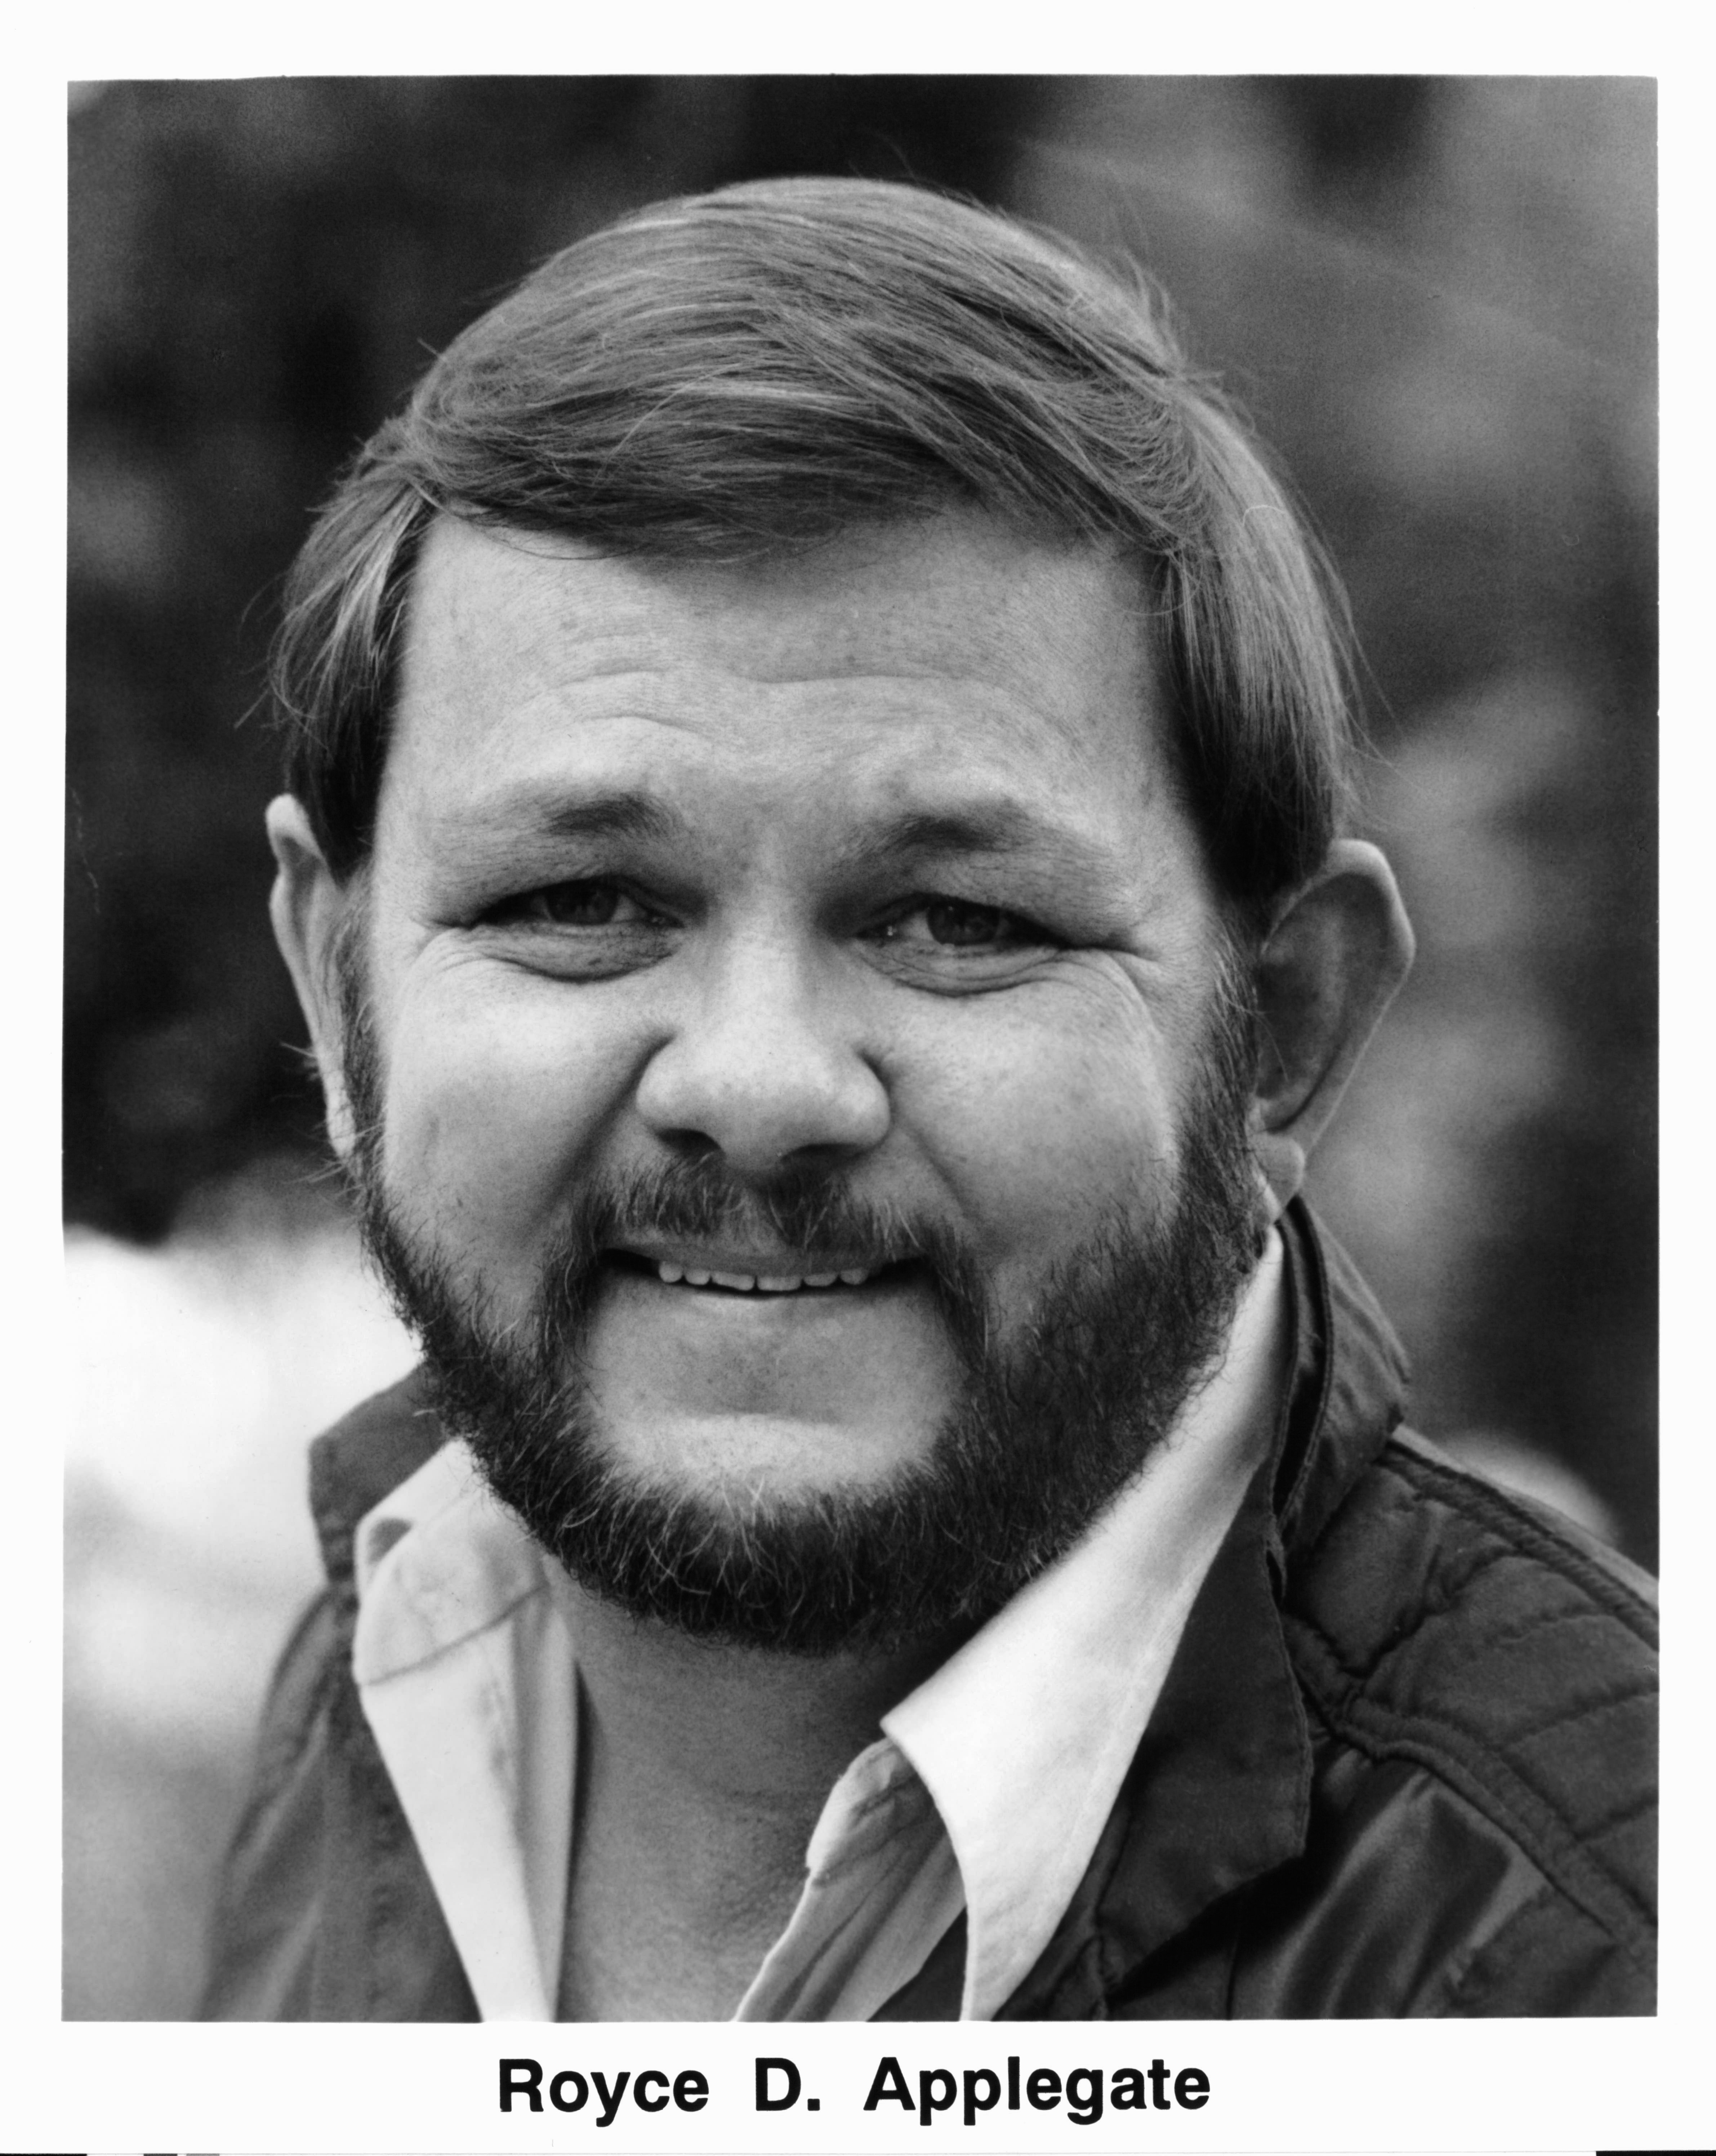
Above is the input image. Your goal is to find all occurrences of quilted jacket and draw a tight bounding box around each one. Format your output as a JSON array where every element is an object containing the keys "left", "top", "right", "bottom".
[{"left": 201, "top": 1203, "right": 1657, "bottom": 2018}]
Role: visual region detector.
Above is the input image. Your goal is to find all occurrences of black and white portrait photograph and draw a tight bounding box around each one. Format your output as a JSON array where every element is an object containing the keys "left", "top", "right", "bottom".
[{"left": 53, "top": 62, "right": 1680, "bottom": 2136}]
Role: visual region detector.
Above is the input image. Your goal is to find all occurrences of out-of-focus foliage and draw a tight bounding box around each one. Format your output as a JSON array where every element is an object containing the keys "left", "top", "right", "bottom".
[
  {"left": 1008, "top": 79, "right": 1654, "bottom": 1566},
  {"left": 67, "top": 76, "right": 1046, "bottom": 1242},
  {"left": 65, "top": 80, "right": 1655, "bottom": 2016}
]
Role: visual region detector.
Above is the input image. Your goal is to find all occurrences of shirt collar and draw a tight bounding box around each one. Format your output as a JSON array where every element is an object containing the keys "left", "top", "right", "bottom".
[
  {"left": 351, "top": 1444, "right": 572, "bottom": 2019},
  {"left": 882, "top": 1226, "right": 1284, "bottom": 2016},
  {"left": 351, "top": 1437, "right": 543, "bottom": 1685}
]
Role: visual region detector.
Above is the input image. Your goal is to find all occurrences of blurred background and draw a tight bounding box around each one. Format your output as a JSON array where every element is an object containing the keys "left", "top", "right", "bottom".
[{"left": 65, "top": 76, "right": 1656, "bottom": 2018}]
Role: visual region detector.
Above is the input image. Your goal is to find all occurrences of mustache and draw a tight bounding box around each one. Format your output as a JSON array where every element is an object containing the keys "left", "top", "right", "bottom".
[{"left": 536, "top": 1154, "right": 989, "bottom": 1341}]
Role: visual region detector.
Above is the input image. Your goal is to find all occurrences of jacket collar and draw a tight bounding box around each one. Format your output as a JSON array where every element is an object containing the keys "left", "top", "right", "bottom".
[
  {"left": 309, "top": 1365, "right": 444, "bottom": 1609},
  {"left": 1273, "top": 1201, "right": 1413, "bottom": 1559},
  {"left": 992, "top": 1198, "right": 1411, "bottom": 2018}
]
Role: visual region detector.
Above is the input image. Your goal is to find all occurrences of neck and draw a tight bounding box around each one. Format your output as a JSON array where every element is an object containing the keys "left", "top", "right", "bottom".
[
  {"left": 549, "top": 1577, "right": 963, "bottom": 2018},
  {"left": 563, "top": 1584, "right": 963, "bottom": 1817}
]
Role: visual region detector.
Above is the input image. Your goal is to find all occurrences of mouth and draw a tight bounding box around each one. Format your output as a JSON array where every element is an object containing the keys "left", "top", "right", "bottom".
[{"left": 603, "top": 1248, "right": 912, "bottom": 1297}]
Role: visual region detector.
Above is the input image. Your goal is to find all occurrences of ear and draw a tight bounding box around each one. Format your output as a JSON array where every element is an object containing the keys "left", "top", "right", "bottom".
[
  {"left": 1249, "top": 839, "right": 1414, "bottom": 1215},
  {"left": 266, "top": 794, "right": 364, "bottom": 1163}
]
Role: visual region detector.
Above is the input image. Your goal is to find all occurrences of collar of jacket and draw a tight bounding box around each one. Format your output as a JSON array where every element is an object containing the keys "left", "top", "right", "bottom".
[
  {"left": 977, "top": 1199, "right": 1413, "bottom": 2019},
  {"left": 304, "top": 1199, "right": 1411, "bottom": 2021}
]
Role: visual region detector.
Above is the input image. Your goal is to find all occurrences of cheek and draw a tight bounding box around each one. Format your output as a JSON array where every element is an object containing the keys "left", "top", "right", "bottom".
[
  {"left": 901, "top": 995, "right": 1181, "bottom": 1271},
  {"left": 378, "top": 979, "right": 635, "bottom": 1270}
]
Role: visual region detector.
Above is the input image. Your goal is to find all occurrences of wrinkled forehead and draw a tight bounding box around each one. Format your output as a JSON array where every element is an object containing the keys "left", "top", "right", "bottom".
[{"left": 379, "top": 509, "right": 1183, "bottom": 848}]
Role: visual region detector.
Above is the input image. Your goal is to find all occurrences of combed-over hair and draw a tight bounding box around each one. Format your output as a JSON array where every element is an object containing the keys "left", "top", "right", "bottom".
[{"left": 272, "top": 176, "right": 1360, "bottom": 922}]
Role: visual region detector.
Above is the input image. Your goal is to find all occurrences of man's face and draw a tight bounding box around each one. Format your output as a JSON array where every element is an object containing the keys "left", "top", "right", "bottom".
[{"left": 338, "top": 508, "right": 1265, "bottom": 1643}]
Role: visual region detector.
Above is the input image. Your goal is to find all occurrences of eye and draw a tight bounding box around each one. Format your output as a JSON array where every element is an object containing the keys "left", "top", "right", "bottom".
[
  {"left": 923, "top": 898, "right": 1014, "bottom": 946},
  {"left": 873, "top": 896, "right": 1052, "bottom": 954},
  {"left": 491, "top": 879, "right": 658, "bottom": 928}
]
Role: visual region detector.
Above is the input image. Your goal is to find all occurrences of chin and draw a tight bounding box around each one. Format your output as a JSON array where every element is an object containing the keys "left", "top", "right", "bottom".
[
  {"left": 576, "top": 1265, "right": 966, "bottom": 1493},
  {"left": 585, "top": 1401, "right": 945, "bottom": 1501}
]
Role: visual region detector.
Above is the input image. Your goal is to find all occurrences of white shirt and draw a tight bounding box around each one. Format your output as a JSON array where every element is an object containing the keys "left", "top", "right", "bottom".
[{"left": 350, "top": 1231, "right": 1285, "bottom": 2020}]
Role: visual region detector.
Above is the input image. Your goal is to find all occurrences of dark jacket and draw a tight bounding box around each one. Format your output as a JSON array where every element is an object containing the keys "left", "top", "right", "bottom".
[{"left": 201, "top": 1204, "right": 1657, "bottom": 2019}]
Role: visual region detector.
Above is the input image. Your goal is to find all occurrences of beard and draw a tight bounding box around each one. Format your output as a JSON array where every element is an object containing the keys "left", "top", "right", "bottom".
[{"left": 339, "top": 958, "right": 1267, "bottom": 1656}]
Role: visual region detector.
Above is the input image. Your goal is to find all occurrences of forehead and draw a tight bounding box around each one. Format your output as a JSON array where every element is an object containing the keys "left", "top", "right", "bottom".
[{"left": 379, "top": 510, "right": 1182, "bottom": 863}]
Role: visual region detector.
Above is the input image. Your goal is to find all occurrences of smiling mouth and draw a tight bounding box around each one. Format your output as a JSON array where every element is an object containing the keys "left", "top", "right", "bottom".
[{"left": 604, "top": 1251, "right": 907, "bottom": 1296}]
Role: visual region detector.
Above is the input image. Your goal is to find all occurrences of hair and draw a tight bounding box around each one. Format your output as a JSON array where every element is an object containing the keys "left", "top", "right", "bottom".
[{"left": 271, "top": 175, "right": 1361, "bottom": 929}]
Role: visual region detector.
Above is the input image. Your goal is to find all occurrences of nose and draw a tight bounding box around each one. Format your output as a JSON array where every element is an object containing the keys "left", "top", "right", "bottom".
[{"left": 634, "top": 937, "right": 890, "bottom": 1176}]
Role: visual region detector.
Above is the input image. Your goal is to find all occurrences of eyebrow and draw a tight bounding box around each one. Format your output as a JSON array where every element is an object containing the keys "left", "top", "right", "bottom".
[
  {"left": 438, "top": 787, "right": 686, "bottom": 851},
  {"left": 439, "top": 786, "right": 1120, "bottom": 887},
  {"left": 827, "top": 802, "right": 1122, "bottom": 886}
]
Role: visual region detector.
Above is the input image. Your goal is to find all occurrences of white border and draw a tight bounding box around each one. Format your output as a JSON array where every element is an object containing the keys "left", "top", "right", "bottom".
[{"left": 26, "top": 19, "right": 1709, "bottom": 2153}]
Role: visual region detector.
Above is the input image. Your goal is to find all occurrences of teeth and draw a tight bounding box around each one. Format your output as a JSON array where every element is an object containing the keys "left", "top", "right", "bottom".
[{"left": 650, "top": 1261, "right": 876, "bottom": 1291}]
